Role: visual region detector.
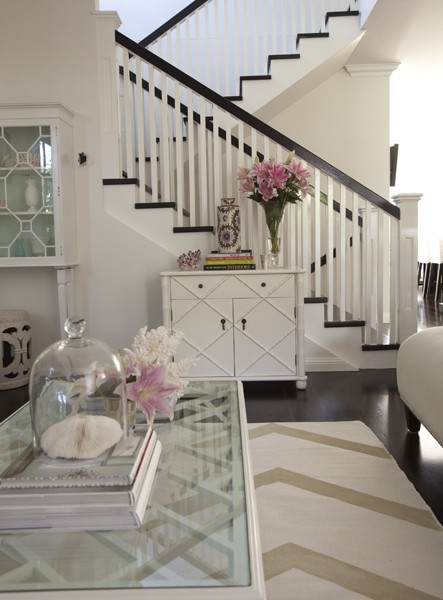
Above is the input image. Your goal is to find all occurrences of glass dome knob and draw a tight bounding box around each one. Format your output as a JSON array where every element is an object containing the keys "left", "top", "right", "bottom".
[{"left": 64, "top": 316, "right": 86, "bottom": 339}]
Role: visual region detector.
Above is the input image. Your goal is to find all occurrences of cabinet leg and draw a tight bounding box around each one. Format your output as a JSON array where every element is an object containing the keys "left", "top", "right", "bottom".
[{"left": 296, "top": 378, "right": 307, "bottom": 390}]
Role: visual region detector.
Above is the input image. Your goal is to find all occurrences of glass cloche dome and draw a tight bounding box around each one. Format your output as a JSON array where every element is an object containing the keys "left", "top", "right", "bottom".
[{"left": 29, "top": 317, "right": 128, "bottom": 460}]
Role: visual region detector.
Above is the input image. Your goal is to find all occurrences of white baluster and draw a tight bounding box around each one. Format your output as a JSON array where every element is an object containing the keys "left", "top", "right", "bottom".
[
  {"left": 159, "top": 71, "right": 170, "bottom": 205},
  {"left": 339, "top": 184, "right": 346, "bottom": 321},
  {"left": 351, "top": 191, "right": 361, "bottom": 319},
  {"left": 147, "top": 64, "right": 158, "bottom": 203},
  {"left": 187, "top": 89, "right": 196, "bottom": 227},
  {"left": 389, "top": 215, "right": 399, "bottom": 344},
  {"left": 326, "top": 176, "right": 334, "bottom": 321},
  {"left": 223, "top": 1, "right": 230, "bottom": 96},
  {"left": 362, "top": 201, "right": 372, "bottom": 343},
  {"left": 122, "top": 50, "right": 135, "bottom": 180},
  {"left": 135, "top": 56, "right": 146, "bottom": 205},
  {"left": 174, "top": 80, "right": 184, "bottom": 227},
  {"left": 198, "top": 95, "right": 208, "bottom": 224},
  {"left": 313, "top": 168, "right": 321, "bottom": 295},
  {"left": 213, "top": 0, "right": 221, "bottom": 95},
  {"left": 376, "top": 209, "right": 385, "bottom": 344},
  {"left": 204, "top": 3, "right": 211, "bottom": 89}
]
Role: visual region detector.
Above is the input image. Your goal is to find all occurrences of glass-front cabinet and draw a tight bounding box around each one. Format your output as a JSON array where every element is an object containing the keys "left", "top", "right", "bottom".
[{"left": 0, "top": 104, "right": 77, "bottom": 267}]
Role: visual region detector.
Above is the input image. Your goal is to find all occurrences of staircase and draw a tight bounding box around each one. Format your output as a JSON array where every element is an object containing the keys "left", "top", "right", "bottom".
[{"left": 100, "top": 0, "right": 419, "bottom": 371}]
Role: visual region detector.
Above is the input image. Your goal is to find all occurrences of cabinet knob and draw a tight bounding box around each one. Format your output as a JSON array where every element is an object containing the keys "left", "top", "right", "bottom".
[
  {"left": 261, "top": 282, "right": 266, "bottom": 287},
  {"left": 198, "top": 283, "right": 203, "bottom": 289},
  {"left": 221, "top": 318, "right": 226, "bottom": 330},
  {"left": 241, "top": 318, "right": 247, "bottom": 330}
]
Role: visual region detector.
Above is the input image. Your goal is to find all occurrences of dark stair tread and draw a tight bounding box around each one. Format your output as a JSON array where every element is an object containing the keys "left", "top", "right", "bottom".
[
  {"left": 362, "top": 343, "right": 400, "bottom": 351},
  {"left": 173, "top": 226, "right": 214, "bottom": 233},
  {"left": 324, "top": 320, "right": 365, "bottom": 328}
]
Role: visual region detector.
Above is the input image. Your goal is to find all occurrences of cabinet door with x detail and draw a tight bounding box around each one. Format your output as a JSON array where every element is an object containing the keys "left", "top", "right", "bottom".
[
  {"left": 171, "top": 297, "right": 235, "bottom": 377},
  {"left": 233, "top": 296, "right": 296, "bottom": 377}
]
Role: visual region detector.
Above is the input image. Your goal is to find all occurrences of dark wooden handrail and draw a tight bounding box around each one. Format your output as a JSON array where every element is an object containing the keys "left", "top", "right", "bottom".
[
  {"left": 138, "top": 0, "right": 208, "bottom": 47},
  {"left": 116, "top": 30, "right": 400, "bottom": 220}
]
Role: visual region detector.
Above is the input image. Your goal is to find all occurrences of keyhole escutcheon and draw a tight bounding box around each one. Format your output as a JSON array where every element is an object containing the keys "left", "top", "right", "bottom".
[
  {"left": 241, "top": 318, "right": 247, "bottom": 330},
  {"left": 221, "top": 318, "right": 226, "bottom": 330}
]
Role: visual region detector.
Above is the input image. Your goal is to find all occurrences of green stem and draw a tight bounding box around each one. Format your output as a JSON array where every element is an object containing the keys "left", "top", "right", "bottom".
[{"left": 261, "top": 199, "right": 286, "bottom": 254}]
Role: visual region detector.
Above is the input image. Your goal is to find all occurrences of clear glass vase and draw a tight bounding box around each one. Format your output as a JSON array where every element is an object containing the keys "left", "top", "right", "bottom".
[
  {"left": 261, "top": 199, "right": 286, "bottom": 267},
  {"left": 266, "top": 238, "right": 281, "bottom": 267}
]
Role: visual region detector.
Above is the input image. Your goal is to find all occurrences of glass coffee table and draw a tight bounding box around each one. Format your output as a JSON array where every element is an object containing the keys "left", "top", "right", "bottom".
[{"left": 0, "top": 380, "right": 265, "bottom": 599}]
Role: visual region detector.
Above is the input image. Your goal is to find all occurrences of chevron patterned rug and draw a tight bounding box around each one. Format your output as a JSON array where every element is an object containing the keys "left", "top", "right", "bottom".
[{"left": 248, "top": 421, "right": 443, "bottom": 600}]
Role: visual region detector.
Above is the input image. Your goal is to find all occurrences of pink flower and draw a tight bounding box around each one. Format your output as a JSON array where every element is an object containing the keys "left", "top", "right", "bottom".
[
  {"left": 239, "top": 178, "right": 254, "bottom": 194},
  {"left": 125, "top": 363, "right": 179, "bottom": 425},
  {"left": 236, "top": 167, "right": 250, "bottom": 180},
  {"left": 287, "top": 159, "right": 310, "bottom": 194},
  {"left": 267, "top": 161, "right": 290, "bottom": 189},
  {"left": 258, "top": 179, "right": 277, "bottom": 201}
]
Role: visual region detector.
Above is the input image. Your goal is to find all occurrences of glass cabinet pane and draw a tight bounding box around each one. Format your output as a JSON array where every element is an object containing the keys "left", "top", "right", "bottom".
[{"left": 0, "top": 125, "right": 56, "bottom": 259}]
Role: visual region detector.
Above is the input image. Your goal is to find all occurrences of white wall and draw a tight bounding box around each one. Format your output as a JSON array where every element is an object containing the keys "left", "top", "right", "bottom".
[
  {"left": 269, "top": 68, "right": 390, "bottom": 198},
  {"left": 390, "top": 64, "right": 443, "bottom": 259},
  {"left": 0, "top": 0, "right": 178, "bottom": 358}
]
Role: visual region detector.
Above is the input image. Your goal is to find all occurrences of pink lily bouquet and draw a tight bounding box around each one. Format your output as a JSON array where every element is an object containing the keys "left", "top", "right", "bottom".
[
  {"left": 237, "top": 151, "right": 311, "bottom": 254},
  {"left": 237, "top": 150, "right": 310, "bottom": 204}
]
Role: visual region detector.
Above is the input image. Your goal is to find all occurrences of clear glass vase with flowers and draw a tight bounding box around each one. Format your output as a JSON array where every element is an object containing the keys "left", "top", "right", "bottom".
[{"left": 237, "top": 151, "right": 311, "bottom": 264}]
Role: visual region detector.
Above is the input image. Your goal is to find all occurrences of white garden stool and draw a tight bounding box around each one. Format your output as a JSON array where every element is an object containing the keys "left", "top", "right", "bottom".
[{"left": 0, "top": 310, "right": 32, "bottom": 390}]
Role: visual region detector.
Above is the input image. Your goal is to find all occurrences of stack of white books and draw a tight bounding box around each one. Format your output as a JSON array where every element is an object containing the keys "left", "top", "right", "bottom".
[{"left": 0, "top": 425, "right": 161, "bottom": 532}]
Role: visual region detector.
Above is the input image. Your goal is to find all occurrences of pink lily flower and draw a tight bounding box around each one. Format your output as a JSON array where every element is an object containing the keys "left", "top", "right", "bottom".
[
  {"left": 236, "top": 167, "right": 250, "bottom": 181},
  {"left": 287, "top": 158, "right": 311, "bottom": 181},
  {"left": 258, "top": 179, "right": 277, "bottom": 201},
  {"left": 126, "top": 362, "right": 179, "bottom": 425},
  {"left": 267, "top": 162, "right": 290, "bottom": 189},
  {"left": 239, "top": 178, "right": 254, "bottom": 194}
]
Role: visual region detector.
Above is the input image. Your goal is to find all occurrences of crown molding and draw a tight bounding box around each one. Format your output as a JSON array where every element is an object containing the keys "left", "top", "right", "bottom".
[{"left": 344, "top": 63, "right": 400, "bottom": 78}]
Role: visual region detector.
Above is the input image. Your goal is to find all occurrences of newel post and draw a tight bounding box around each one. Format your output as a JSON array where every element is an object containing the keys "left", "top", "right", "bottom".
[
  {"left": 392, "top": 193, "right": 422, "bottom": 344},
  {"left": 93, "top": 10, "right": 122, "bottom": 178}
]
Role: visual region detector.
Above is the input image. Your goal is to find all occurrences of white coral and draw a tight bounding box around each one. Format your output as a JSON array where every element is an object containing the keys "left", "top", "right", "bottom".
[{"left": 40, "top": 414, "right": 123, "bottom": 460}]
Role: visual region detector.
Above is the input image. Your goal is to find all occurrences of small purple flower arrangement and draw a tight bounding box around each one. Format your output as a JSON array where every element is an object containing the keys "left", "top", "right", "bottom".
[{"left": 177, "top": 249, "right": 201, "bottom": 270}]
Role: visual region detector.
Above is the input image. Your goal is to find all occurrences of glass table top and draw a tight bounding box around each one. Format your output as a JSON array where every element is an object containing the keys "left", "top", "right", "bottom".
[{"left": 0, "top": 380, "right": 261, "bottom": 597}]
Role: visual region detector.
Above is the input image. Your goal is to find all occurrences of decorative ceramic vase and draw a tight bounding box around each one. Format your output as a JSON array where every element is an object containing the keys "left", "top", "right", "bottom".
[
  {"left": 217, "top": 198, "right": 241, "bottom": 254},
  {"left": 261, "top": 199, "right": 286, "bottom": 263},
  {"left": 25, "top": 179, "right": 39, "bottom": 212}
]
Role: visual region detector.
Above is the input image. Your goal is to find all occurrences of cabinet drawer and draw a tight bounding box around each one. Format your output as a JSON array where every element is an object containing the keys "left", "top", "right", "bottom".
[
  {"left": 170, "top": 273, "right": 295, "bottom": 299},
  {"left": 170, "top": 275, "right": 227, "bottom": 299}
]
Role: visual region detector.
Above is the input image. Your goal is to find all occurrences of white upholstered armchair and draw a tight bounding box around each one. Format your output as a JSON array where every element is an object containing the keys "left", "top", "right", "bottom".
[{"left": 396, "top": 327, "right": 443, "bottom": 445}]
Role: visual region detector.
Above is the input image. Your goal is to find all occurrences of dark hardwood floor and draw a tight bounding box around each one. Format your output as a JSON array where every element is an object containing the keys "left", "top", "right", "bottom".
[{"left": 1, "top": 291, "right": 442, "bottom": 525}]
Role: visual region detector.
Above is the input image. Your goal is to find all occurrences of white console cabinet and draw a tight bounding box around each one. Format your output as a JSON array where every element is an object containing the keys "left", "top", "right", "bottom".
[{"left": 160, "top": 268, "right": 307, "bottom": 388}]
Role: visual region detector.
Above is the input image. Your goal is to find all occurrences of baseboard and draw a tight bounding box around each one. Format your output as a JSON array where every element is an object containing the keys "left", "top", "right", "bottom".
[{"left": 305, "top": 356, "right": 358, "bottom": 372}]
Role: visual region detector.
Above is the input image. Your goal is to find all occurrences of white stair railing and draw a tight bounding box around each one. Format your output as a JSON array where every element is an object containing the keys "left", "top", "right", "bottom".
[
  {"left": 140, "top": 0, "right": 360, "bottom": 98},
  {"left": 115, "top": 31, "right": 402, "bottom": 347}
]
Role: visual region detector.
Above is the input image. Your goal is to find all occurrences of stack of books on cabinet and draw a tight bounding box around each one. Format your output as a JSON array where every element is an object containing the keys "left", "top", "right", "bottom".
[
  {"left": 0, "top": 426, "right": 161, "bottom": 532},
  {"left": 204, "top": 250, "right": 256, "bottom": 270}
]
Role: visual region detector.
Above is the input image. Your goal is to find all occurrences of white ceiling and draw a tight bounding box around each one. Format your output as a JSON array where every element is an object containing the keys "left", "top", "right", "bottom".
[{"left": 349, "top": 0, "right": 443, "bottom": 68}]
